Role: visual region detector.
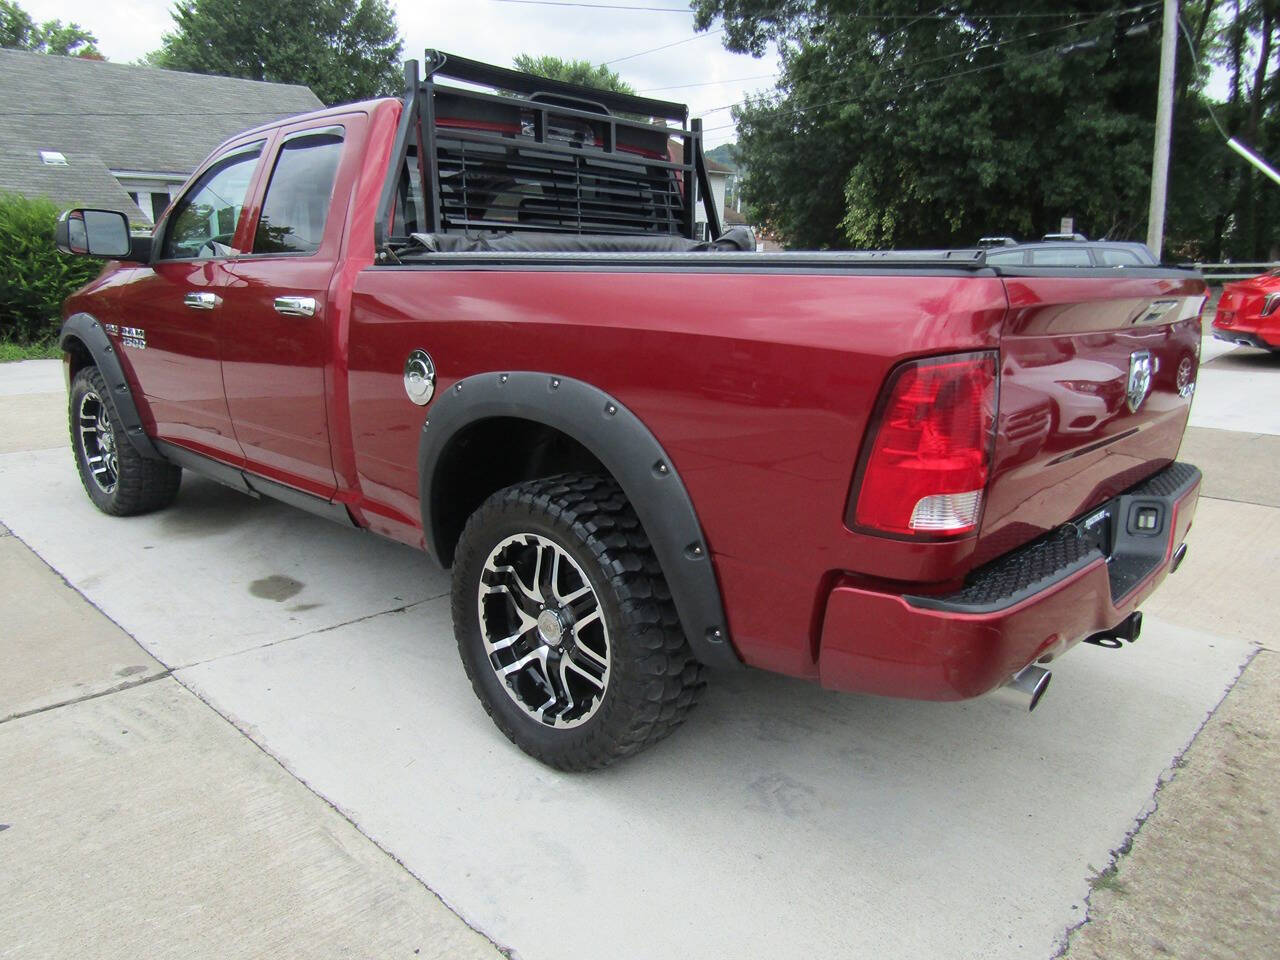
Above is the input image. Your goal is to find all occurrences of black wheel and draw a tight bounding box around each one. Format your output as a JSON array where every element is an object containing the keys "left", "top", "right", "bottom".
[
  {"left": 70, "top": 366, "right": 181, "bottom": 516},
  {"left": 451, "top": 474, "right": 706, "bottom": 771}
]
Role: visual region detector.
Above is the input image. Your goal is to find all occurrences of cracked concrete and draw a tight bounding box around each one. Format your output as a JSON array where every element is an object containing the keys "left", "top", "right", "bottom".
[
  {"left": 0, "top": 518, "right": 501, "bottom": 958},
  {"left": 1063, "top": 648, "right": 1280, "bottom": 959},
  {"left": 0, "top": 533, "right": 167, "bottom": 721},
  {"left": 0, "top": 360, "right": 500, "bottom": 960},
  {"left": 0, "top": 668, "right": 503, "bottom": 960}
]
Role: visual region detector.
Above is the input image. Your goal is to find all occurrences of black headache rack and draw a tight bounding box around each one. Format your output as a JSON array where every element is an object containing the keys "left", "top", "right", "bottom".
[{"left": 374, "top": 51, "right": 724, "bottom": 252}]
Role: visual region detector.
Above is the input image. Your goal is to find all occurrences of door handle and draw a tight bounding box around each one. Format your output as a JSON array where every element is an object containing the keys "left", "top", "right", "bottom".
[
  {"left": 274, "top": 296, "right": 317, "bottom": 317},
  {"left": 184, "top": 291, "right": 220, "bottom": 310}
]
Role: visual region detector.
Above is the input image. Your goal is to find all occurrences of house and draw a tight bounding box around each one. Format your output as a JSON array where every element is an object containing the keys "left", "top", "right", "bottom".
[
  {"left": 696, "top": 156, "right": 735, "bottom": 239},
  {"left": 0, "top": 48, "right": 322, "bottom": 223}
]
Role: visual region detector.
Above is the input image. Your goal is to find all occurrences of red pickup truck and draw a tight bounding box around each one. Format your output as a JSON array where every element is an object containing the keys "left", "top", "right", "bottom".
[{"left": 55, "top": 53, "right": 1205, "bottom": 770}]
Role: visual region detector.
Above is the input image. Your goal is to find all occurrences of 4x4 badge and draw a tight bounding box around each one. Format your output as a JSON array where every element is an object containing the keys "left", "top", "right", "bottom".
[{"left": 1126, "top": 350, "right": 1153, "bottom": 412}]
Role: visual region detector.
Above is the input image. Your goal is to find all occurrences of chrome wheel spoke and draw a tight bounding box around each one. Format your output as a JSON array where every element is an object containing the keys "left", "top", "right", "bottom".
[
  {"left": 477, "top": 532, "right": 611, "bottom": 729},
  {"left": 569, "top": 630, "right": 608, "bottom": 672},
  {"left": 555, "top": 581, "right": 592, "bottom": 606},
  {"left": 481, "top": 580, "right": 540, "bottom": 620},
  {"left": 77, "top": 391, "right": 118, "bottom": 494},
  {"left": 497, "top": 645, "right": 548, "bottom": 680},
  {"left": 549, "top": 548, "right": 590, "bottom": 605},
  {"left": 572, "top": 607, "right": 601, "bottom": 632},
  {"left": 484, "top": 605, "right": 539, "bottom": 655},
  {"left": 563, "top": 650, "right": 606, "bottom": 690}
]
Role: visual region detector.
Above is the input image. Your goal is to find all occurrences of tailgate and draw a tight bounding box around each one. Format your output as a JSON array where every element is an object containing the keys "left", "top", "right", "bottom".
[{"left": 977, "top": 270, "right": 1206, "bottom": 564}]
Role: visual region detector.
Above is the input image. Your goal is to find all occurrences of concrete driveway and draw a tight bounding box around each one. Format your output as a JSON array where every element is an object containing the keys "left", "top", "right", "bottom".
[{"left": 1, "top": 337, "right": 1276, "bottom": 959}]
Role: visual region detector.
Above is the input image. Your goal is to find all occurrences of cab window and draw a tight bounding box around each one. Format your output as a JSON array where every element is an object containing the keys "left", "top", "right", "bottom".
[
  {"left": 160, "top": 141, "right": 265, "bottom": 259},
  {"left": 252, "top": 127, "right": 345, "bottom": 255}
]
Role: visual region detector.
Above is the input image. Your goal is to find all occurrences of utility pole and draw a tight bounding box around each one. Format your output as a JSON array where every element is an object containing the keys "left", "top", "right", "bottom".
[{"left": 1146, "top": 0, "right": 1178, "bottom": 260}]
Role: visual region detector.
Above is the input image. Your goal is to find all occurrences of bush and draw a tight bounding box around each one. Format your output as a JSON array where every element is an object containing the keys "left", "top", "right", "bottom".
[{"left": 0, "top": 192, "right": 102, "bottom": 345}]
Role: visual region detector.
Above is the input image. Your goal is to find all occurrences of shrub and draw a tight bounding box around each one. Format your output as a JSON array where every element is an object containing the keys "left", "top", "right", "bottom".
[{"left": 0, "top": 192, "right": 102, "bottom": 345}]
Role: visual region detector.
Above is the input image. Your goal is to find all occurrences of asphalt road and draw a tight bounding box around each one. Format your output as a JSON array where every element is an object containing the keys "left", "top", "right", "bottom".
[{"left": 1, "top": 332, "right": 1275, "bottom": 959}]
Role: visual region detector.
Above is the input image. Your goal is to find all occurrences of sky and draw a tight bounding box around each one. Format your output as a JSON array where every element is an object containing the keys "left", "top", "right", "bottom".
[{"left": 20, "top": 0, "right": 781, "bottom": 148}]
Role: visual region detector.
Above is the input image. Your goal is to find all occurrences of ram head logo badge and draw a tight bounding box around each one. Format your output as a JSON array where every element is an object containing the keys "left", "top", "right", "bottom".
[{"left": 1126, "top": 350, "right": 1154, "bottom": 413}]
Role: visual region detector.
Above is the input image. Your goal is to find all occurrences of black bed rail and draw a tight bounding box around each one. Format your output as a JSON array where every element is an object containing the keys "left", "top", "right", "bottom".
[{"left": 374, "top": 50, "right": 723, "bottom": 251}]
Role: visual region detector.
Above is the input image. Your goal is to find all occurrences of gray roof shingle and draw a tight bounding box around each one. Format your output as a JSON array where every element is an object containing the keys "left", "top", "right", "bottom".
[
  {"left": 0, "top": 151, "right": 146, "bottom": 220},
  {"left": 0, "top": 49, "right": 324, "bottom": 175}
]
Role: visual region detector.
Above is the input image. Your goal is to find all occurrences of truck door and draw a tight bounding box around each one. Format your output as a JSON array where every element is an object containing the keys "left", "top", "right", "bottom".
[
  {"left": 127, "top": 138, "right": 268, "bottom": 461},
  {"left": 216, "top": 118, "right": 355, "bottom": 497}
]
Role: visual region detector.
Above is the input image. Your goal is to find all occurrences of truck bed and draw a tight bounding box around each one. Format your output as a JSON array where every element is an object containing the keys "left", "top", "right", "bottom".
[{"left": 347, "top": 253, "right": 1204, "bottom": 684}]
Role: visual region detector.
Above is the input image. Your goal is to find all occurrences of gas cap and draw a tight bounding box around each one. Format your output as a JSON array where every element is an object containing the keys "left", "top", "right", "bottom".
[{"left": 404, "top": 350, "right": 436, "bottom": 406}]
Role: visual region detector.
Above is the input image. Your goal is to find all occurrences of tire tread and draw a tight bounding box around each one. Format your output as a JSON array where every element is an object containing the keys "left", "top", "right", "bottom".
[
  {"left": 70, "top": 366, "right": 181, "bottom": 516},
  {"left": 451, "top": 473, "right": 706, "bottom": 771}
]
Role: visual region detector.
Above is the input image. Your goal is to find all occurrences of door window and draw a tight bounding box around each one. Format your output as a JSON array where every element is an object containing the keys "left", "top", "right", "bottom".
[
  {"left": 159, "top": 141, "right": 265, "bottom": 259},
  {"left": 1098, "top": 247, "right": 1142, "bottom": 266},
  {"left": 984, "top": 250, "right": 1025, "bottom": 265},
  {"left": 252, "top": 126, "right": 346, "bottom": 255},
  {"left": 1029, "top": 246, "right": 1092, "bottom": 266}
]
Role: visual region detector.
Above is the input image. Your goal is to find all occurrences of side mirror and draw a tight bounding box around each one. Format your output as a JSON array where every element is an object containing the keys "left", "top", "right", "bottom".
[{"left": 55, "top": 208, "right": 132, "bottom": 258}]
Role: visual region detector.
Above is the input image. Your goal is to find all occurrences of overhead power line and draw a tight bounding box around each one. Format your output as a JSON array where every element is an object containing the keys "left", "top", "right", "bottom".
[
  {"left": 484, "top": 0, "right": 694, "bottom": 11},
  {"left": 697, "top": 3, "right": 1157, "bottom": 131},
  {"left": 639, "top": 73, "right": 778, "bottom": 92},
  {"left": 700, "top": 17, "right": 1149, "bottom": 134},
  {"left": 488, "top": 0, "right": 1160, "bottom": 16},
  {"left": 605, "top": 27, "right": 724, "bottom": 65}
]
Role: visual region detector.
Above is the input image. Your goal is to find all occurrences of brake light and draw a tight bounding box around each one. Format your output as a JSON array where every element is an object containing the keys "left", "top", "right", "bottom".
[{"left": 851, "top": 352, "right": 998, "bottom": 537}]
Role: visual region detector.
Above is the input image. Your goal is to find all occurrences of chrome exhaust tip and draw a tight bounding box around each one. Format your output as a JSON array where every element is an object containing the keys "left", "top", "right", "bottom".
[{"left": 988, "top": 665, "right": 1052, "bottom": 712}]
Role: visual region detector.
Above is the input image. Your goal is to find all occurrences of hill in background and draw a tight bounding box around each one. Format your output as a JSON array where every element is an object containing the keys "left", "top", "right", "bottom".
[{"left": 705, "top": 143, "right": 739, "bottom": 170}]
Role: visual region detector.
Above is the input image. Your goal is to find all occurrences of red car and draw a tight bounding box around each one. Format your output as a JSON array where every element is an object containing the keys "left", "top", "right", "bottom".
[
  {"left": 53, "top": 53, "right": 1205, "bottom": 770},
  {"left": 1213, "top": 268, "right": 1280, "bottom": 350}
]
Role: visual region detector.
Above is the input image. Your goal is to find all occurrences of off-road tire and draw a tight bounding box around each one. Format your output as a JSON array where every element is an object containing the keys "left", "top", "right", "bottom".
[
  {"left": 70, "top": 365, "right": 181, "bottom": 516},
  {"left": 451, "top": 473, "right": 706, "bottom": 771}
]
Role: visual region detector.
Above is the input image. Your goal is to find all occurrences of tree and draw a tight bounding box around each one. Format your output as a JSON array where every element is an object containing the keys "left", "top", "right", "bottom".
[
  {"left": 1, "top": 0, "right": 102, "bottom": 57},
  {"left": 693, "top": 1, "right": 1179, "bottom": 250},
  {"left": 149, "top": 0, "right": 403, "bottom": 106},
  {"left": 511, "top": 54, "right": 636, "bottom": 94},
  {"left": 1152, "top": 0, "right": 1280, "bottom": 261}
]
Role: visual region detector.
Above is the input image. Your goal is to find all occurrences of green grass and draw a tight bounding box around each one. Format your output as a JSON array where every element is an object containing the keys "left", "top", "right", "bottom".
[
  {"left": 0, "top": 340, "right": 61, "bottom": 362},
  {"left": 1090, "top": 864, "right": 1128, "bottom": 896}
]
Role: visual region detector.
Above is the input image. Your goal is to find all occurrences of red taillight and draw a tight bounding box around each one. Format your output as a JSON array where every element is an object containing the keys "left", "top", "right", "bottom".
[{"left": 850, "top": 352, "right": 998, "bottom": 538}]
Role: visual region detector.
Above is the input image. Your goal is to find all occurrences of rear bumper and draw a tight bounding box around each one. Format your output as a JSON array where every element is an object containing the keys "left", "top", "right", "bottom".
[
  {"left": 817, "top": 462, "right": 1201, "bottom": 700},
  {"left": 1212, "top": 320, "right": 1280, "bottom": 349}
]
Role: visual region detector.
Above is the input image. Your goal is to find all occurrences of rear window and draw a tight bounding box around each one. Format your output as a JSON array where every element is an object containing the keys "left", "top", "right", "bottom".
[{"left": 1028, "top": 247, "right": 1092, "bottom": 266}]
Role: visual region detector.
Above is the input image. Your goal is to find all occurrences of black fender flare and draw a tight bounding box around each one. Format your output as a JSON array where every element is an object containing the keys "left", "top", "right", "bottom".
[
  {"left": 59, "top": 312, "right": 163, "bottom": 460},
  {"left": 419, "top": 372, "right": 741, "bottom": 669}
]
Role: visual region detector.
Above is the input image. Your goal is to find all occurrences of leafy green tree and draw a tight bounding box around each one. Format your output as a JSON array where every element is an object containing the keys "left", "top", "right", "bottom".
[
  {"left": 512, "top": 54, "right": 636, "bottom": 94},
  {"left": 693, "top": 0, "right": 1175, "bottom": 249},
  {"left": 1193, "top": 0, "right": 1280, "bottom": 261},
  {"left": 0, "top": 0, "right": 101, "bottom": 57},
  {"left": 150, "top": 0, "right": 403, "bottom": 106}
]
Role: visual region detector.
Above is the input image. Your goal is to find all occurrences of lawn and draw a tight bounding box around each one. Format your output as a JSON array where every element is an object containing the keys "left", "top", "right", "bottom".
[{"left": 0, "top": 341, "right": 61, "bottom": 362}]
